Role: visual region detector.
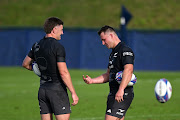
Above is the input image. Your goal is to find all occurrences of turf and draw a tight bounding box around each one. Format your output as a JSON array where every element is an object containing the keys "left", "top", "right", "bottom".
[
  {"left": 0, "top": 0, "right": 180, "bottom": 29},
  {"left": 0, "top": 67, "right": 180, "bottom": 120}
]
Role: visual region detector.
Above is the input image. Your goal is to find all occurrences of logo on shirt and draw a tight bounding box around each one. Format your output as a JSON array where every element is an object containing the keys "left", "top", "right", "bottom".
[
  {"left": 108, "top": 52, "right": 118, "bottom": 69},
  {"left": 123, "top": 52, "right": 133, "bottom": 56},
  {"left": 109, "top": 64, "right": 114, "bottom": 69},
  {"left": 113, "top": 52, "right": 118, "bottom": 57},
  {"left": 34, "top": 42, "right": 40, "bottom": 52}
]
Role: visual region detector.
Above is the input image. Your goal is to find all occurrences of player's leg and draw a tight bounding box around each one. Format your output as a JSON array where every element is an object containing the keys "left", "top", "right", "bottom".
[
  {"left": 38, "top": 88, "right": 54, "bottom": 120},
  {"left": 55, "top": 113, "right": 70, "bottom": 120},
  {"left": 41, "top": 113, "right": 53, "bottom": 120},
  {"left": 105, "top": 114, "right": 121, "bottom": 120},
  {"left": 120, "top": 116, "right": 124, "bottom": 120},
  {"left": 105, "top": 87, "right": 134, "bottom": 120},
  {"left": 47, "top": 90, "right": 71, "bottom": 120}
]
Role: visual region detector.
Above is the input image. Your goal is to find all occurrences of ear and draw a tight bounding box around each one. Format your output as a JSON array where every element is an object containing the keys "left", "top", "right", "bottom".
[
  {"left": 52, "top": 27, "right": 56, "bottom": 34},
  {"left": 110, "top": 33, "right": 114, "bottom": 38}
]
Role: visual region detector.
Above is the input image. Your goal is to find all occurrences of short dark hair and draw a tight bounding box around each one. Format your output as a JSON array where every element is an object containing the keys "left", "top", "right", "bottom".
[
  {"left": 98, "top": 25, "right": 116, "bottom": 35},
  {"left": 43, "top": 17, "right": 64, "bottom": 34}
]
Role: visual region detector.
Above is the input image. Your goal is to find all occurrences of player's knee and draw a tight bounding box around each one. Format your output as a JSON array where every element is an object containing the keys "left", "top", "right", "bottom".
[
  {"left": 120, "top": 116, "right": 124, "bottom": 120},
  {"left": 55, "top": 114, "right": 70, "bottom": 120}
]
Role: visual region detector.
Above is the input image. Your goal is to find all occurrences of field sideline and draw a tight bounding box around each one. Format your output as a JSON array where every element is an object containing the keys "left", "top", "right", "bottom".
[{"left": 0, "top": 67, "right": 180, "bottom": 120}]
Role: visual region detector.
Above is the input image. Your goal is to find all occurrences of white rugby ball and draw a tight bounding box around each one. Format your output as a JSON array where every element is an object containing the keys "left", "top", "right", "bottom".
[
  {"left": 32, "top": 62, "right": 41, "bottom": 77},
  {"left": 115, "top": 71, "right": 137, "bottom": 86},
  {"left": 154, "top": 78, "right": 172, "bottom": 103}
]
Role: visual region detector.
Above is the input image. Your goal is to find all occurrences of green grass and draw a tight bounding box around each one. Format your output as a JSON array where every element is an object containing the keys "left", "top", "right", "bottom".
[
  {"left": 0, "top": 0, "right": 180, "bottom": 29},
  {"left": 0, "top": 67, "right": 180, "bottom": 120}
]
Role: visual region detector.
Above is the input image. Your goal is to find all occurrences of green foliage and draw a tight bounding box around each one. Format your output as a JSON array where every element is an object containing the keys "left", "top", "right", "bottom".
[
  {"left": 0, "top": 0, "right": 179, "bottom": 29},
  {"left": 0, "top": 67, "right": 180, "bottom": 120}
]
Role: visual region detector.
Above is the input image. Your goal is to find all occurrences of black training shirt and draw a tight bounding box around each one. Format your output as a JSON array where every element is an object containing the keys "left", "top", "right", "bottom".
[
  {"left": 28, "top": 37, "right": 66, "bottom": 91},
  {"left": 108, "top": 42, "right": 134, "bottom": 94}
]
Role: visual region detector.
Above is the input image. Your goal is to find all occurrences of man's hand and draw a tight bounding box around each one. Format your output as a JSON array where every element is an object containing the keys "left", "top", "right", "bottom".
[
  {"left": 71, "top": 93, "right": 79, "bottom": 106},
  {"left": 115, "top": 89, "right": 124, "bottom": 103},
  {"left": 83, "top": 75, "right": 93, "bottom": 84}
]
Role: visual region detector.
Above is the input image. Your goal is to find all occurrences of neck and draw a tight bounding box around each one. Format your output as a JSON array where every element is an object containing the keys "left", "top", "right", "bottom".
[
  {"left": 46, "top": 34, "right": 53, "bottom": 38},
  {"left": 113, "top": 37, "right": 121, "bottom": 48},
  {"left": 45, "top": 34, "right": 58, "bottom": 40}
]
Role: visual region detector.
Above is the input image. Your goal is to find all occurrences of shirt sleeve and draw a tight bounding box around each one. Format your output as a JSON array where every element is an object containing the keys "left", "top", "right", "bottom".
[
  {"left": 27, "top": 43, "right": 36, "bottom": 60},
  {"left": 121, "top": 47, "right": 134, "bottom": 66},
  {"left": 56, "top": 44, "right": 66, "bottom": 62}
]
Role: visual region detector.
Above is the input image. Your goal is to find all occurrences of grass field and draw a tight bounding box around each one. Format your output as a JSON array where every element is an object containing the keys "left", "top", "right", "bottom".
[
  {"left": 0, "top": 67, "right": 180, "bottom": 120},
  {"left": 0, "top": 0, "right": 180, "bottom": 29}
]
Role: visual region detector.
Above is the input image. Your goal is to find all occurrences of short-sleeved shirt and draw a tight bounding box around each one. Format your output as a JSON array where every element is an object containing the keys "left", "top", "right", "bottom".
[
  {"left": 28, "top": 37, "right": 67, "bottom": 91},
  {"left": 108, "top": 42, "right": 135, "bottom": 94}
]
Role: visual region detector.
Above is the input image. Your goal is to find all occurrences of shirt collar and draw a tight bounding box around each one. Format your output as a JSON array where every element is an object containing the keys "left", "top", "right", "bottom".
[
  {"left": 112, "top": 42, "right": 124, "bottom": 51},
  {"left": 44, "top": 36, "right": 57, "bottom": 40}
]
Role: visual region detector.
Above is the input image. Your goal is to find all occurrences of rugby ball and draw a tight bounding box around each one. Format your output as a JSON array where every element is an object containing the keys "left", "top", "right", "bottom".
[
  {"left": 115, "top": 71, "right": 137, "bottom": 86},
  {"left": 154, "top": 78, "right": 172, "bottom": 103},
  {"left": 32, "top": 62, "right": 41, "bottom": 77}
]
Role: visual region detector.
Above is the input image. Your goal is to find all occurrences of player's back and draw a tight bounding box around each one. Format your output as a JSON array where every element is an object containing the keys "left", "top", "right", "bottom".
[{"left": 34, "top": 37, "right": 66, "bottom": 91}]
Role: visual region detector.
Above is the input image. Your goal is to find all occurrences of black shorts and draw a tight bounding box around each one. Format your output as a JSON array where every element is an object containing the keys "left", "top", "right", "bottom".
[
  {"left": 38, "top": 88, "right": 71, "bottom": 115},
  {"left": 106, "top": 87, "right": 134, "bottom": 118}
]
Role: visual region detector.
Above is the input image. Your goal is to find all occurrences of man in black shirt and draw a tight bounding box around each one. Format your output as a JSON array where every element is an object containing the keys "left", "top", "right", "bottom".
[
  {"left": 22, "top": 17, "right": 79, "bottom": 120},
  {"left": 83, "top": 25, "right": 134, "bottom": 120}
]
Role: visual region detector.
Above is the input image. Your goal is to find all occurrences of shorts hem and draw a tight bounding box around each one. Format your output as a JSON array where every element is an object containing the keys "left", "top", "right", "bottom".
[
  {"left": 106, "top": 113, "right": 123, "bottom": 119},
  {"left": 54, "top": 112, "right": 71, "bottom": 115},
  {"left": 40, "top": 112, "right": 53, "bottom": 114}
]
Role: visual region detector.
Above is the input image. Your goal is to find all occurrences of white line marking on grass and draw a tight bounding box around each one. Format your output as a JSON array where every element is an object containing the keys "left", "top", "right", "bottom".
[
  {"left": 126, "top": 114, "right": 180, "bottom": 118},
  {"left": 137, "top": 79, "right": 158, "bottom": 83},
  {"left": 74, "top": 80, "right": 86, "bottom": 85},
  {"left": 138, "top": 78, "right": 180, "bottom": 83},
  {"left": 71, "top": 114, "right": 180, "bottom": 120}
]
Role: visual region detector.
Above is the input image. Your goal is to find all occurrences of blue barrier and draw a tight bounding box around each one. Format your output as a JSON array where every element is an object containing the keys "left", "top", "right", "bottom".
[
  {"left": 0, "top": 28, "right": 180, "bottom": 70},
  {"left": 129, "top": 30, "right": 180, "bottom": 70}
]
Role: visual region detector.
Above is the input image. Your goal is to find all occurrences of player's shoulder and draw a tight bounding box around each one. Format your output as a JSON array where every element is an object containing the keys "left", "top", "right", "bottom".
[
  {"left": 53, "top": 41, "right": 65, "bottom": 52},
  {"left": 119, "top": 42, "right": 134, "bottom": 57},
  {"left": 46, "top": 38, "right": 63, "bottom": 47},
  {"left": 32, "top": 40, "right": 41, "bottom": 50},
  {"left": 120, "top": 42, "right": 133, "bottom": 52},
  {"left": 56, "top": 41, "right": 64, "bottom": 49},
  {"left": 34, "top": 38, "right": 45, "bottom": 46}
]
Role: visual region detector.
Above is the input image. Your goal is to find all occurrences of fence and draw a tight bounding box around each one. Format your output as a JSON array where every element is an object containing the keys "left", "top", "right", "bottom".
[{"left": 0, "top": 28, "right": 180, "bottom": 70}]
